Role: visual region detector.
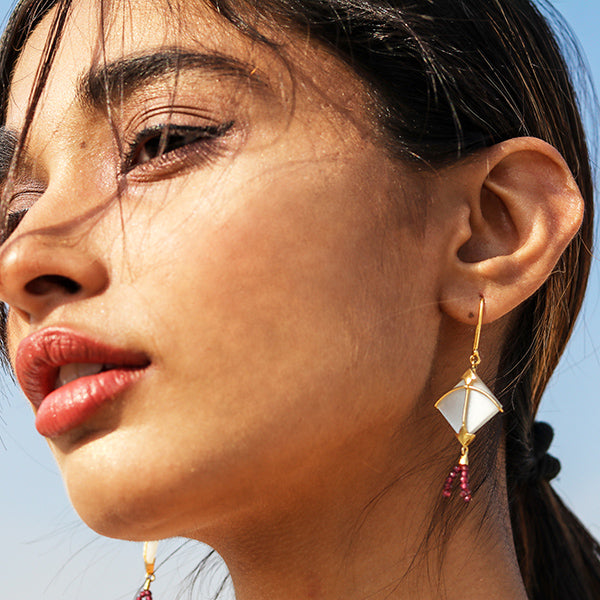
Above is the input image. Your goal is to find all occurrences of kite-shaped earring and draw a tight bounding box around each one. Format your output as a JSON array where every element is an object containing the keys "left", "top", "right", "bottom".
[
  {"left": 435, "top": 297, "right": 503, "bottom": 503},
  {"left": 136, "top": 541, "right": 158, "bottom": 599}
]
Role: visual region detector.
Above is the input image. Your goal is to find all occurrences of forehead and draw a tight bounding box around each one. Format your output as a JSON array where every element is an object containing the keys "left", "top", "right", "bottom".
[
  {"left": 8, "top": 0, "right": 274, "bottom": 127},
  {"left": 7, "top": 0, "right": 372, "bottom": 136}
]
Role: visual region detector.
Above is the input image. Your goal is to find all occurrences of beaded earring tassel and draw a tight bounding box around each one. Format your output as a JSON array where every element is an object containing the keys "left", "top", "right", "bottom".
[
  {"left": 435, "top": 298, "right": 503, "bottom": 503},
  {"left": 136, "top": 541, "right": 158, "bottom": 600}
]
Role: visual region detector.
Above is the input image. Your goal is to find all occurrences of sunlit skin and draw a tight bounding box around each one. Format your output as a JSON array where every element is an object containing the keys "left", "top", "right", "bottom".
[{"left": 0, "top": 2, "right": 583, "bottom": 599}]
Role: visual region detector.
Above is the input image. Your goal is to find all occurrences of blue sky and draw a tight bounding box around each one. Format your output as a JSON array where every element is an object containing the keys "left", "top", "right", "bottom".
[{"left": 0, "top": 1, "right": 599, "bottom": 599}]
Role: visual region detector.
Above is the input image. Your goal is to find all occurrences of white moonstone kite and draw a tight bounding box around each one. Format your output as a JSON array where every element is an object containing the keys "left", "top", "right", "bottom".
[{"left": 435, "top": 368, "right": 503, "bottom": 442}]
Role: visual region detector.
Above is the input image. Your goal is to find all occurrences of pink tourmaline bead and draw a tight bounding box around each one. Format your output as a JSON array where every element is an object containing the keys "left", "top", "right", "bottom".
[{"left": 442, "top": 463, "right": 473, "bottom": 502}]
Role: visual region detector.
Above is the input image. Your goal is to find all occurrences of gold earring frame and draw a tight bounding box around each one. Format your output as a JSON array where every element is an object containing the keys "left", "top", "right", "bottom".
[{"left": 435, "top": 298, "right": 503, "bottom": 502}]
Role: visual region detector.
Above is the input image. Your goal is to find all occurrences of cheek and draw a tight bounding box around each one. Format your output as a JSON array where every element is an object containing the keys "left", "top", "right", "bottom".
[{"left": 130, "top": 151, "right": 434, "bottom": 451}]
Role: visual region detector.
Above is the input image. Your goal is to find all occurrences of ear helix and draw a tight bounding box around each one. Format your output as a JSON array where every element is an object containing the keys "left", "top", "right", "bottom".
[{"left": 435, "top": 297, "right": 503, "bottom": 503}]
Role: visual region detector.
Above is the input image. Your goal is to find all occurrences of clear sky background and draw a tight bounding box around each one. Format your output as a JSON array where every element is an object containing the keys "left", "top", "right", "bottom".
[{"left": 0, "top": 1, "right": 598, "bottom": 599}]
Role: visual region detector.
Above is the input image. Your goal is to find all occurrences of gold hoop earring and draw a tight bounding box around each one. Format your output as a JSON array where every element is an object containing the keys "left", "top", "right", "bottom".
[{"left": 435, "top": 297, "right": 503, "bottom": 503}]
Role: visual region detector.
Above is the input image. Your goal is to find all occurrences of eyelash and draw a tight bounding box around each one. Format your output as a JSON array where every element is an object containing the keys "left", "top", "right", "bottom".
[
  {"left": 121, "top": 121, "right": 235, "bottom": 176},
  {"left": 1, "top": 208, "right": 28, "bottom": 244}
]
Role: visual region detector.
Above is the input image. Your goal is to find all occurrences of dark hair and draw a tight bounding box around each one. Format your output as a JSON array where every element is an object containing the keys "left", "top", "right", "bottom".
[{"left": 0, "top": 1, "right": 598, "bottom": 599}]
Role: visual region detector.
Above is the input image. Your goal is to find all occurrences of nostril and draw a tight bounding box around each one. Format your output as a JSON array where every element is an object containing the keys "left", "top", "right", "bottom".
[{"left": 25, "top": 275, "right": 82, "bottom": 296}]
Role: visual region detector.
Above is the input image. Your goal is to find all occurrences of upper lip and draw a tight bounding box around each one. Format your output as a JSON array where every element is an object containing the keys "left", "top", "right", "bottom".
[{"left": 15, "top": 327, "right": 150, "bottom": 408}]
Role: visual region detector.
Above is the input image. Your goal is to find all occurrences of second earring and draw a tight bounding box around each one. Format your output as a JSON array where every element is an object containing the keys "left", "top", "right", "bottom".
[{"left": 136, "top": 541, "right": 158, "bottom": 600}]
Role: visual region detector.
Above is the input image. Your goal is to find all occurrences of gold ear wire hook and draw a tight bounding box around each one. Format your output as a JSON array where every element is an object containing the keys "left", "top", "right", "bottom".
[{"left": 470, "top": 297, "right": 485, "bottom": 370}]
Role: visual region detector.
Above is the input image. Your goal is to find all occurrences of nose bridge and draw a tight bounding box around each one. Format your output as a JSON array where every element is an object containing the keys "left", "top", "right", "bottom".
[{"left": 0, "top": 214, "right": 110, "bottom": 322}]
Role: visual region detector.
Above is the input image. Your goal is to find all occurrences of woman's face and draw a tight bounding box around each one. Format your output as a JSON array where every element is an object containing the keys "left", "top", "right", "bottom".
[{"left": 1, "top": 0, "right": 444, "bottom": 541}]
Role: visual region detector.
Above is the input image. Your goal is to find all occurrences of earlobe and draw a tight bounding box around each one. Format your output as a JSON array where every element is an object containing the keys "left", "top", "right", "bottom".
[{"left": 439, "top": 137, "right": 584, "bottom": 324}]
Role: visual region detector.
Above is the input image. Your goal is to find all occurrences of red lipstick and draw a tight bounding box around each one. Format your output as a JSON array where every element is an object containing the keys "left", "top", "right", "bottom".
[{"left": 16, "top": 328, "right": 150, "bottom": 438}]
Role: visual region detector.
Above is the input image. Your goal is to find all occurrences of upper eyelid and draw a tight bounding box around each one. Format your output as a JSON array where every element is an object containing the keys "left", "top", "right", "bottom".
[
  {"left": 1, "top": 174, "right": 46, "bottom": 214},
  {"left": 0, "top": 128, "right": 52, "bottom": 208},
  {"left": 5, "top": 185, "right": 46, "bottom": 214},
  {"left": 0, "top": 128, "right": 32, "bottom": 195},
  {"left": 122, "top": 106, "right": 224, "bottom": 140},
  {"left": 0, "top": 189, "right": 43, "bottom": 245}
]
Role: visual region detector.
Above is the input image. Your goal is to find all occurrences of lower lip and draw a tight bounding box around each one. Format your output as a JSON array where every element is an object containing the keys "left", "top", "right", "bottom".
[{"left": 35, "top": 368, "right": 146, "bottom": 438}]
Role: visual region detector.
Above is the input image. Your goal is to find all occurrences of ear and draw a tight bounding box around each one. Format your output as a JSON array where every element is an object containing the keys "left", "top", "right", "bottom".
[{"left": 438, "top": 137, "right": 584, "bottom": 324}]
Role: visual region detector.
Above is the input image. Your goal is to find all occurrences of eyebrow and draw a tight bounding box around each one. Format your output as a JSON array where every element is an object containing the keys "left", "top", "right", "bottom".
[{"left": 77, "top": 49, "right": 267, "bottom": 110}]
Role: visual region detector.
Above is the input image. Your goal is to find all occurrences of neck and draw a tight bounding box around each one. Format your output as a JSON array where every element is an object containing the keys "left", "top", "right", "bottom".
[{"left": 197, "top": 427, "right": 528, "bottom": 600}]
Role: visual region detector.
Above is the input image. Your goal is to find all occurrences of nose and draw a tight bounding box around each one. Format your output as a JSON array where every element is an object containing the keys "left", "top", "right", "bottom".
[{"left": 0, "top": 230, "right": 109, "bottom": 322}]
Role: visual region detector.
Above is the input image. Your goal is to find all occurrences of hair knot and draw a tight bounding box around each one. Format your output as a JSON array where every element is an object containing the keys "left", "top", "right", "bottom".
[{"left": 531, "top": 421, "right": 561, "bottom": 483}]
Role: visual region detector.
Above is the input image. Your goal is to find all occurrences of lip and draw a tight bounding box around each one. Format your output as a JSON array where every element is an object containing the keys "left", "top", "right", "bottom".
[{"left": 16, "top": 327, "right": 150, "bottom": 438}]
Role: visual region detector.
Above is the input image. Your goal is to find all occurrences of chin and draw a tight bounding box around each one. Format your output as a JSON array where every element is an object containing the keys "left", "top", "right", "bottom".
[
  {"left": 55, "top": 437, "right": 180, "bottom": 541},
  {"left": 57, "top": 435, "right": 240, "bottom": 543},
  {"left": 63, "top": 469, "right": 168, "bottom": 541}
]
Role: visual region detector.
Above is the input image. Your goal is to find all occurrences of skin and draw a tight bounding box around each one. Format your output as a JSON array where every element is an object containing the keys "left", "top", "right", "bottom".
[{"left": 0, "top": 1, "right": 584, "bottom": 599}]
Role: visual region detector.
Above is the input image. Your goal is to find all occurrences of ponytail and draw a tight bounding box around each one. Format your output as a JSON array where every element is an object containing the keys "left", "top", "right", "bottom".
[
  {"left": 510, "top": 474, "right": 600, "bottom": 599},
  {"left": 500, "top": 290, "right": 600, "bottom": 599}
]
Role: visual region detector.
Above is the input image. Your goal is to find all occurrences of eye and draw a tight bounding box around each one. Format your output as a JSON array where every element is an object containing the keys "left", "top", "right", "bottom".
[
  {"left": 122, "top": 121, "right": 234, "bottom": 174},
  {"left": 1, "top": 208, "right": 28, "bottom": 244},
  {"left": 0, "top": 186, "right": 42, "bottom": 245}
]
